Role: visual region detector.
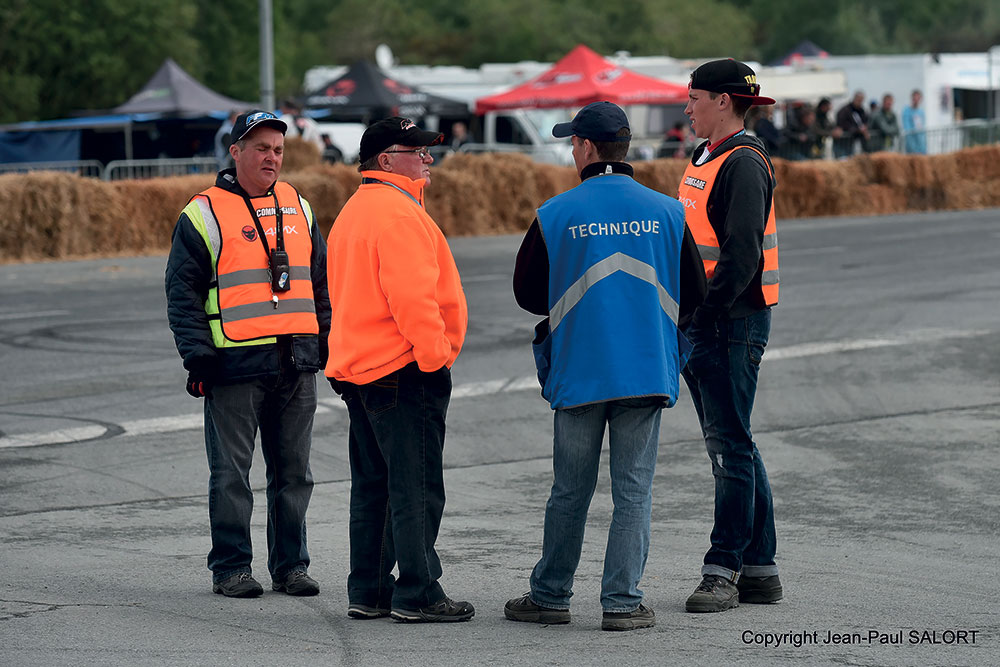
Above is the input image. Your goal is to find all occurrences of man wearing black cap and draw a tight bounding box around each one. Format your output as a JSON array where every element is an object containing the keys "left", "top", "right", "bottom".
[
  {"left": 325, "top": 117, "right": 473, "bottom": 623},
  {"left": 677, "top": 59, "right": 782, "bottom": 613},
  {"left": 505, "top": 102, "right": 705, "bottom": 631},
  {"left": 166, "top": 110, "right": 330, "bottom": 599}
]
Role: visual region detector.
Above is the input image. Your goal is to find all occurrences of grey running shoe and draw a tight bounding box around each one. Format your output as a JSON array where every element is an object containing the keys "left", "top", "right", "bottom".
[
  {"left": 213, "top": 572, "right": 263, "bottom": 598},
  {"left": 602, "top": 603, "right": 655, "bottom": 631},
  {"left": 504, "top": 593, "right": 571, "bottom": 625},
  {"left": 272, "top": 570, "right": 320, "bottom": 596},
  {"left": 348, "top": 603, "right": 390, "bottom": 619},
  {"left": 737, "top": 574, "right": 783, "bottom": 603},
  {"left": 685, "top": 575, "right": 739, "bottom": 613},
  {"left": 390, "top": 596, "right": 475, "bottom": 623}
]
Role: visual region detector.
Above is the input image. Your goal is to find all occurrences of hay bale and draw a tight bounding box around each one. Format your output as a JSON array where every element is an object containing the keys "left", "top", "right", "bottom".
[{"left": 281, "top": 136, "right": 322, "bottom": 172}]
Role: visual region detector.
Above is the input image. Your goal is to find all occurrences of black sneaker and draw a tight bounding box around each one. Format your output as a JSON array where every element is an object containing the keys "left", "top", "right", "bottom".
[
  {"left": 390, "top": 596, "right": 475, "bottom": 623},
  {"left": 737, "top": 574, "right": 783, "bottom": 603},
  {"left": 685, "top": 575, "right": 739, "bottom": 613},
  {"left": 213, "top": 572, "right": 263, "bottom": 598},
  {"left": 272, "top": 570, "right": 320, "bottom": 596},
  {"left": 347, "top": 603, "right": 390, "bottom": 619},
  {"left": 504, "top": 593, "right": 571, "bottom": 625},
  {"left": 602, "top": 604, "right": 655, "bottom": 631}
]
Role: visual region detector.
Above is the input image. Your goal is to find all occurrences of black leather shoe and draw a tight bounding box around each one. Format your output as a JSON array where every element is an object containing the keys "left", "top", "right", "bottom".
[
  {"left": 737, "top": 574, "right": 783, "bottom": 603},
  {"left": 602, "top": 603, "right": 655, "bottom": 631},
  {"left": 390, "top": 596, "right": 475, "bottom": 623},
  {"left": 504, "top": 593, "right": 570, "bottom": 624},
  {"left": 213, "top": 572, "right": 263, "bottom": 598},
  {"left": 272, "top": 570, "right": 320, "bottom": 596},
  {"left": 685, "top": 575, "right": 739, "bottom": 613}
]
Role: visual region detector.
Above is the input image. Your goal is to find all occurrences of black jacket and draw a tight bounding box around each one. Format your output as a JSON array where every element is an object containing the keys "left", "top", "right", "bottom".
[
  {"left": 513, "top": 161, "right": 706, "bottom": 329},
  {"left": 687, "top": 133, "right": 776, "bottom": 321},
  {"left": 165, "top": 169, "right": 331, "bottom": 383}
]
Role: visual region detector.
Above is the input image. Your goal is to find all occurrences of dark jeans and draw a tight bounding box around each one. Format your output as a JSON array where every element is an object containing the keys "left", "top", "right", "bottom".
[
  {"left": 339, "top": 362, "right": 452, "bottom": 610},
  {"left": 682, "top": 308, "right": 778, "bottom": 581},
  {"left": 203, "top": 370, "right": 316, "bottom": 583}
]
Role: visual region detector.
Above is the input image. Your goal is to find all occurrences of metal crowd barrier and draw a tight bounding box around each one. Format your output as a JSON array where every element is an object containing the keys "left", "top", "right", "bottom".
[
  {"left": 0, "top": 160, "right": 104, "bottom": 178},
  {"left": 102, "top": 158, "right": 219, "bottom": 181}
]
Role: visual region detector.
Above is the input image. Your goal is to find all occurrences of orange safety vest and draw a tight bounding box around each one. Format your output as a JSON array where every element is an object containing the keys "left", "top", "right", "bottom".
[
  {"left": 677, "top": 145, "right": 779, "bottom": 305},
  {"left": 195, "top": 182, "right": 319, "bottom": 342}
]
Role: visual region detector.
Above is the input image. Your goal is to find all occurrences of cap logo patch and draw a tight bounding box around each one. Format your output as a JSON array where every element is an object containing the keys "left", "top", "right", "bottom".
[{"left": 400, "top": 119, "right": 416, "bottom": 130}]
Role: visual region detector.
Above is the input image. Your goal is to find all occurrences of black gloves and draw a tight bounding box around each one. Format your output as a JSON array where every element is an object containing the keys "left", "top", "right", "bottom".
[{"left": 186, "top": 373, "right": 212, "bottom": 398}]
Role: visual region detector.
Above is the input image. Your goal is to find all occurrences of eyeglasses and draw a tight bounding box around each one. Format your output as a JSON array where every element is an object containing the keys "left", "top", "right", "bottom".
[{"left": 384, "top": 147, "right": 432, "bottom": 159}]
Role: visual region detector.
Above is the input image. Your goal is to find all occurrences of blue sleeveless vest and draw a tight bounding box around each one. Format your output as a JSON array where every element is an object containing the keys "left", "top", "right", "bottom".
[{"left": 534, "top": 173, "right": 691, "bottom": 409}]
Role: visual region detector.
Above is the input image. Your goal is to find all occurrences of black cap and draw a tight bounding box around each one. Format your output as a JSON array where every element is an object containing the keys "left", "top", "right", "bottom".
[
  {"left": 359, "top": 117, "right": 444, "bottom": 163},
  {"left": 689, "top": 59, "right": 776, "bottom": 106},
  {"left": 551, "top": 101, "right": 631, "bottom": 142},
  {"left": 231, "top": 110, "right": 287, "bottom": 143}
]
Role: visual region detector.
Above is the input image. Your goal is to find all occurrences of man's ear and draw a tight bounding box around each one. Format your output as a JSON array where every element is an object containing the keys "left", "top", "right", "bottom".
[
  {"left": 377, "top": 152, "right": 392, "bottom": 172},
  {"left": 229, "top": 143, "right": 239, "bottom": 161}
]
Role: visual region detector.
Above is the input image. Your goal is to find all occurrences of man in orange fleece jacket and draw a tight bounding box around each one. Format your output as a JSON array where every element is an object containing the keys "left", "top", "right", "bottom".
[{"left": 326, "top": 117, "right": 472, "bottom": 624}]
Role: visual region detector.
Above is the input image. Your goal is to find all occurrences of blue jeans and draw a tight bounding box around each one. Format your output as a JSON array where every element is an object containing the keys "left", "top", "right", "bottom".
[
  {"left": 530, "top": 398, "right": 663, "bottom": 613},
  {"left": 339, "top": 362, "right": 451, "bottom": 610},
  {"left": 682, "top": 308, "right": 777, "bottom": 581},
  {"left": 203, "top": 370, "right": 316, "bottom": 583}
]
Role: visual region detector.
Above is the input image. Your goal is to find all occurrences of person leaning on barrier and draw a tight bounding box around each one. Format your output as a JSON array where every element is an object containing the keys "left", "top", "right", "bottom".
[
  {"left": 504, "top": 101, "right": 705, "bottom": 632},
  {"left": 325, "top": 117, "right": 473, "bottom": 623},
  {"left": 677, "top": 59, "right": 782, "bottom": 613},
  {"left": 165, "top": 110, "right": 330, "bottom": 599}
]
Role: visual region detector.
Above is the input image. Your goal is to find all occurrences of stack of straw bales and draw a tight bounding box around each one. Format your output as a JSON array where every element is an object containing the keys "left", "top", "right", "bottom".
[{"left": 2, "top": 146, "right": 999, "bottom": 263}]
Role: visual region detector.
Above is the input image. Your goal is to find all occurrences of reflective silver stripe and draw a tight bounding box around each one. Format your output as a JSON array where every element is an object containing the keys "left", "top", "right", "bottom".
[
  {"left": 762, "top": 269, "right": 779, "bottom": 286},
  {"left": 763, "top": 232, "right": 778, "bottom": 251},
  {"left": 218, "top": 265, "right": 311, "bottom": 289},
  {"left": 221, "top": 298, "right": 316, "bottom": 322},
  {"left": 697, "top": 244, "right": 720, "bottom": 262},
  {"left": 549, "top": 252, "right": 679, "bottom": 332},
  {"left": 195, "top": 197, "right": 222, "bottom": 261}
]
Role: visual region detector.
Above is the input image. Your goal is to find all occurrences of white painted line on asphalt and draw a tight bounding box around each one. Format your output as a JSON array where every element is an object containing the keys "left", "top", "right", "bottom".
[
  {"left": 765, "top": 328, "right": 989, "bottom": 361},
  {"left": 0, "top": 310, "right": 70, "bottom": 321},
  {"left": 461, "top": 274, "right": 509, "bottom": 283},
  {"left": 0, "top": 327, "right": 990, "bottom": 449}
]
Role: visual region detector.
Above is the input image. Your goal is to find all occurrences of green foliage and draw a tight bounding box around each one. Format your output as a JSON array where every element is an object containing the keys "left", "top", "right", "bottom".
[{"left": 2, "top": 0, "right": 999, "bottom": 123}]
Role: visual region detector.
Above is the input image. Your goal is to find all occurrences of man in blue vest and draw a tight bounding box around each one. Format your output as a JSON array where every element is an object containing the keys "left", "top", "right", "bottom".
[{"left": 504, "top": 101, "right": 705, "bottom": 631}]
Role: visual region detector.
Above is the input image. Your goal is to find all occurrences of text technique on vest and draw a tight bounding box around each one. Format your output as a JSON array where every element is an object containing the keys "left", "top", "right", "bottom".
[{"left": 568, "top": 219, "right": 661, "bottom": 240}]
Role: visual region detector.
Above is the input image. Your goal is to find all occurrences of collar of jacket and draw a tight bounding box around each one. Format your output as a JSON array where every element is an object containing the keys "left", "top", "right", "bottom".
[
  {"left": 360, "top": 169, "right": 426, "bottom": 201},
  {"left": 580, "top": 161, "right": 634, "bottom": 181},
  {"left": 215, "top": 167, "right": 276, "bottom": 198},
  {"left": 691, "top": 132, "right": 766, "bottom": 165}
]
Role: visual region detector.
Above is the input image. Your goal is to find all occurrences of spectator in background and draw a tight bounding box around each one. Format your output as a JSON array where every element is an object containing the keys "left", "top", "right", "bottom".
[
  {"left": 869, "top": 94, "right": 900, "bottom": 152},
  {"left": 811, "top": 97, "right": 839, "bottom": 157},
  {"left": 659, "top": 121, "right": 693, "bottom": 158},
  {"left": 784, "top": 105, "right": 818, "bottom": 160},
  {"left": 834, "top": 91, "right": 869, "bottom": 158},
  {"left": 214, "top": 110, "right": 240, "bottom": 170},
  {"left": 449, "top": 121, "right": 470, "bottom": 153},
  {"left": 751, "top": 106, "right": 784, "bottom": 157},
  {"left": 279, "top": 99, "right": 325, "bottom": 153},
  {"left": 902, "top": 89, "right": 927, "bottom": 154}
]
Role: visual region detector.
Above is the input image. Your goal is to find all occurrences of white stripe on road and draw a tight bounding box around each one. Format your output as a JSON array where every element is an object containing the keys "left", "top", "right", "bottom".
[
  {"left": 0, "top": 310, "right": 70, "bottom": 321},
  {"left": 0, "top": 327, "right": 989, "bottom": 449}
]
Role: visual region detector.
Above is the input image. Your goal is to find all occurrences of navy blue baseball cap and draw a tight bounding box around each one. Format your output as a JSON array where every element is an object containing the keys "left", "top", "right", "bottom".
[
  {"left": 232, "top": 110, "right": 287, "bottom": 143},
  {"left": 552, "top": 101, "right": 631, "bottom": 142}
]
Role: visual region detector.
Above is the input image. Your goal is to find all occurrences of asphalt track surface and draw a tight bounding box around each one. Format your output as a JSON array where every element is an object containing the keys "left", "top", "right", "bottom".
[{"left": 1, "top": 209, "right": 998, "bottom": 666}]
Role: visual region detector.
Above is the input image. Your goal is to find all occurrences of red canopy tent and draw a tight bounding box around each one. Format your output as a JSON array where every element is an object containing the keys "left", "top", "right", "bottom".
[{"left": 475, "top": 45, "right": 689, "bottom": 114}]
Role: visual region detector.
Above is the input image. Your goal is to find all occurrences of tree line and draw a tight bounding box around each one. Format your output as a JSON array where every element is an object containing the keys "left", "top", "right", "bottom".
[{"left": 2, "top": 0, "right": 998, "bottom": 124}]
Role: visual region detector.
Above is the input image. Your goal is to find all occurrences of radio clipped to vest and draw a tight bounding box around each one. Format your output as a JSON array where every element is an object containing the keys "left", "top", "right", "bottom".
[{"left": 270, "top": 249, "right": 290, "bottom": 292}]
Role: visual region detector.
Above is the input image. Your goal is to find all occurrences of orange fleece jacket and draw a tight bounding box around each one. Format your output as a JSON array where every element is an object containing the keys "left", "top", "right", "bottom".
[{"left": 325, "top": 170, "right": 468, "bottom": 385}]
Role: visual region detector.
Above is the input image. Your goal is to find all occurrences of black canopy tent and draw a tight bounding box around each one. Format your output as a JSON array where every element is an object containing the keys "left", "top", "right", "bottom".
[
  {"left": 303, "top": 60, "right": 469, "bottom": 124},
  {"left": 110, "top": 58, "right": 253, "bottom": 160}
]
